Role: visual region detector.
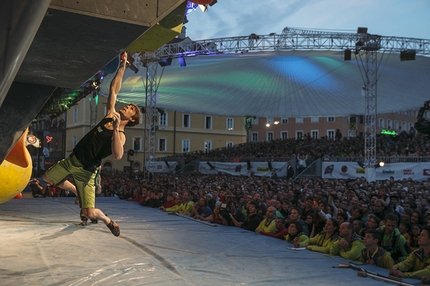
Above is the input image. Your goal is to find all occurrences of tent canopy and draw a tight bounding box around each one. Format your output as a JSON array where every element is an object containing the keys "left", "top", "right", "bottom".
[{"left": 100, "top": 50, "right": 430, "bottom": 118}]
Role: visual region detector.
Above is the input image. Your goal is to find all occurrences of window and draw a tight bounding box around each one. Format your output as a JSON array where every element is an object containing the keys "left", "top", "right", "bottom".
[
  {"left": 387, "top": 119, "right": 392, "bottom": 129},
  {"left": 281, "top": 131, "right": 288, "bottom": 140},
  {"left": 281, "top": 118, "right": 288, "bottom": 124},
  {"left": 379, "top": 118, "right": 385, "bottom": 128},
  {"left": 73, "top": 107, "right": 78, "bottom": 123},
  {"left": 252, "top": 117, "right": 258, "bottom": 125},
  {"left": 182, "top": 139, "right": 190, "bottom": 153},
  {"left": 158, "top": 138, "right": 166, "bottom": 152},
  {"left": 311, "top": 116, "right": 319, "bottom": 123},
  {"left": 296, "top": 118, "right": 303, "bottom": 123},
  {"left": 327, "top": 130, "right": 335, "bottom": 139},
  {"left": 251, "top": 132, "right": 258, "bottom": 142},
  {"left": 267, "top": 131, "right": 274, "bottom": 141},
  {"left": 204, "top": 140, "right": 212, "bottom": 153},
  {"left": 133, "top": 137, "right": 142, "bottom": 151},
  {"left": 327, "top": 117, "right": 335, "bottom": 122},
  {"left": 311, "top": 130, "right": 319, "bottom": 139},
  {"left": 226, "top": 118, "right": 234, "bottom": 130},
  {"left": 72, "top": 135, "right": 77, "bottom": 148},
  {"left": 402, "top": 121, "right": 406, "bottom": 131},
  {"left": 159, "top": 112, "right": 168, "bottom": 126},
  {"left": 205, "top": 116, "right": 212, "bottom": 129},
  {"left": 183, "top": 114, "right": 190, "bottom": 128},
  {"left": 226, "top": 141, "right": 234, "bottom": 148},
  {"left": 296, "top": 131, "right": 303, "bottom": 139},
  {"left": 394, "top": 120, "right": 399, "bottom": 130}
]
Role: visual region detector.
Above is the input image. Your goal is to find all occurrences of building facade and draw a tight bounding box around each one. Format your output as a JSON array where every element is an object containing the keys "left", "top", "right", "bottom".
[
  {"left": 65, "top": 96, "right": 247, "bottom": 171},
  {"left": 250, "top": 112, "right": 419, "bottom": 141}
]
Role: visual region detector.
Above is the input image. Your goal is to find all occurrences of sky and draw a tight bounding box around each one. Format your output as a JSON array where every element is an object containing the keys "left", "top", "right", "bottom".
[{"left": 184, "top": 0, "right": 430, "bottom": 41}]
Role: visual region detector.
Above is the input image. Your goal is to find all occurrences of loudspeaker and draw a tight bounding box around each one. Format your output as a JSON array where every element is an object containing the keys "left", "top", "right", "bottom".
[
  {"left": 400, "top": 50, "right": 416, "bottom": 61},
  {"left": 344, "top": 49, "right": 351, "bottom": 61}
]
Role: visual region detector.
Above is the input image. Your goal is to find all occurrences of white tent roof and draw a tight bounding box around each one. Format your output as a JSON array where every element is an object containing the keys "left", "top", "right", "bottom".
[{"left": 100, "top": 50, "right": 430, "bottom": 117}]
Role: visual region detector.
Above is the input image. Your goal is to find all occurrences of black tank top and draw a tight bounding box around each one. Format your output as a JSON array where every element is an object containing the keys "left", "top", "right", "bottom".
[{"left": 73, "top": 117, "right": 115, "bottom": 169}]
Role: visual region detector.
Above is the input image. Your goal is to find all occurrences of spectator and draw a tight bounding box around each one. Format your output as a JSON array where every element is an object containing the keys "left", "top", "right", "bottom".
[
  {"left": 285, "top": 221, "right": 309, "bottom": 248},
  {"left": 201, "top": 205, "right": 226, "bottom": 225},
  {"left": 286, "top": 207, "right": 309, "bottom": 236},
  {"left": 353, "top": 220, "right": 365, "bottom": 237},
  {"left": 390, "top": 225, "right": 430, "bottom": 279},
  {"left": 141, "top": 190, "right": 161, "bottom": 208},
  {"left": 159, "top": 193, "right": 177, "bottom": 210},
  {"left": 29, "top": 178, "right": 44, "bottom": 198},
  {"left": 259, "top": 217, "right": 289, "bottom": 240},
  {"left": 225, "top": 201, "right": 245, "bottom": 226},
  {"left": 379, "top": 213, "right": 411, "bottom": 263},
  {"left": 161, "top": 191, "right": 194, "bottom": 215},
  {"left": 231, "top": 201, "right": 262, "bottom": 232},
  {"left": 190, "top": 197, "right": 212, "bottom": 220},
  {"left": 255, "top": 206, "right": 277, "bottom": 234},
  {"left": 373, "top": 200, "right": 389, "bottom": 222},
  {"left": 398, "top": 221, "right": 412, "bottom": 242},
  {"left": 330, "top": 222, "right": 365, "bottom": 261},
  {"left": 359, "top": 229, "right": 395, "bottom": 269},
  {"left": 306, "top": 218, "right": 340, "bottom": 254},
  {"left": 409, "top": 224, "right": 423, "bottom": 251}
]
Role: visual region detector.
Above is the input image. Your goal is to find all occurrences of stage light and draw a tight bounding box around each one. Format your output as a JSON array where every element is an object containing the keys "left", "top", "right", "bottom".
[
  {"left": 158, "top": 58, "right": 172, "bottom": 67},
  {"left": 377, "top": 161, "right": 385, "bottom": 167},
  {"left": 266, "top": 123, "right": 270, "bottom": 127},
  {"left": 126, "top": 61, "right": 139, "bottom": 73},
  {"left": 178, "top": 57, "right": 186, "bottom": 67},
  {"left": 274, "top": 121, "right": 280, "bottom": 125}
]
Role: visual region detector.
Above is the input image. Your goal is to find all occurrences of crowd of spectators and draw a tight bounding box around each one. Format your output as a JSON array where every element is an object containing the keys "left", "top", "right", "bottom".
[
  {"left": 96, "top": 166, "right": 430, "bottom": 281},
  {"left": 161, "top": 128, "right": 430, "bottom": 163},
  {"left": 32, "top": 127, "right": 430, "bottom": 281}
]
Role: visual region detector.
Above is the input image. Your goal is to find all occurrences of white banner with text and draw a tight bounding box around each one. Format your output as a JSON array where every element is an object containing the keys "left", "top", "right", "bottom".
[
  {"left": 322, "top": 162, "right": 430, "bottom": 181},
  {"left": 199, "top": 161, "right": 287, "bottom": 177}
]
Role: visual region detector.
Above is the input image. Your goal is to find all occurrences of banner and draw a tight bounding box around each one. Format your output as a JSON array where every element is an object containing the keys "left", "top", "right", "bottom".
[
  {"left": 146, "top": 161, "right": 178, "bottom": 173},
  {"left": 322, "top": 162, "right": 430, "bottom": 181},
  {"left": 199, "top": 161, "right": 287, "bottom": 177}
]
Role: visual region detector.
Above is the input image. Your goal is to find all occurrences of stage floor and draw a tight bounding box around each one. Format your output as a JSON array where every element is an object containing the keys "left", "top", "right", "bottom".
[{"left": 0, "top": 197, "right": 419, "bottom": 285}]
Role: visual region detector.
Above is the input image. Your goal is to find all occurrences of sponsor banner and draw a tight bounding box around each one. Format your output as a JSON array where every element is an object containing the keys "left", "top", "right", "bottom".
[
  {"left": 146, "top": 161, "right": 178, "bottom": 173},
  {"left": 199, "top": 161, "right": 287, "bottom": 177},
  {"left": 322, "top": 162, "right": 430, "bottom": 181}
]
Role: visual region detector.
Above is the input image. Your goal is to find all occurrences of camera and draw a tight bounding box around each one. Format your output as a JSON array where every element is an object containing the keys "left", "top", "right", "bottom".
[
  {"left": 220, "top": 202, "right": 231, "bottom": 219},
  {"left": 415, "top": 100, "right": 430, "bottom": 135}
]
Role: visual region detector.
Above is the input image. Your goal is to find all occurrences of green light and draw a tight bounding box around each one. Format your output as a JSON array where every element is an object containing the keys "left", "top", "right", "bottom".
[{"left": 381, "top": 129, "right": 397, "bottom": 136}]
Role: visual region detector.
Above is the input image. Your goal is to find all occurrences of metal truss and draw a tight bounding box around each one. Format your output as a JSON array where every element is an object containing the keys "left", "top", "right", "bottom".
[
  {"left": 141, "top": 60, "right": 161, "bottom": 180},
  {"left": 149, "top": 27, "right": 429, "bottom": 59},
  {"left": 139, "top": 27, "right": 430, "bottom": 180}
]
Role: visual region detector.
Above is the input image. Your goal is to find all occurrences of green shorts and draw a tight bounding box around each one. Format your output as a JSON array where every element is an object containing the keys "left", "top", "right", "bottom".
[{"left": 44, "top": 155, "right": 97, "bottom": 209}]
